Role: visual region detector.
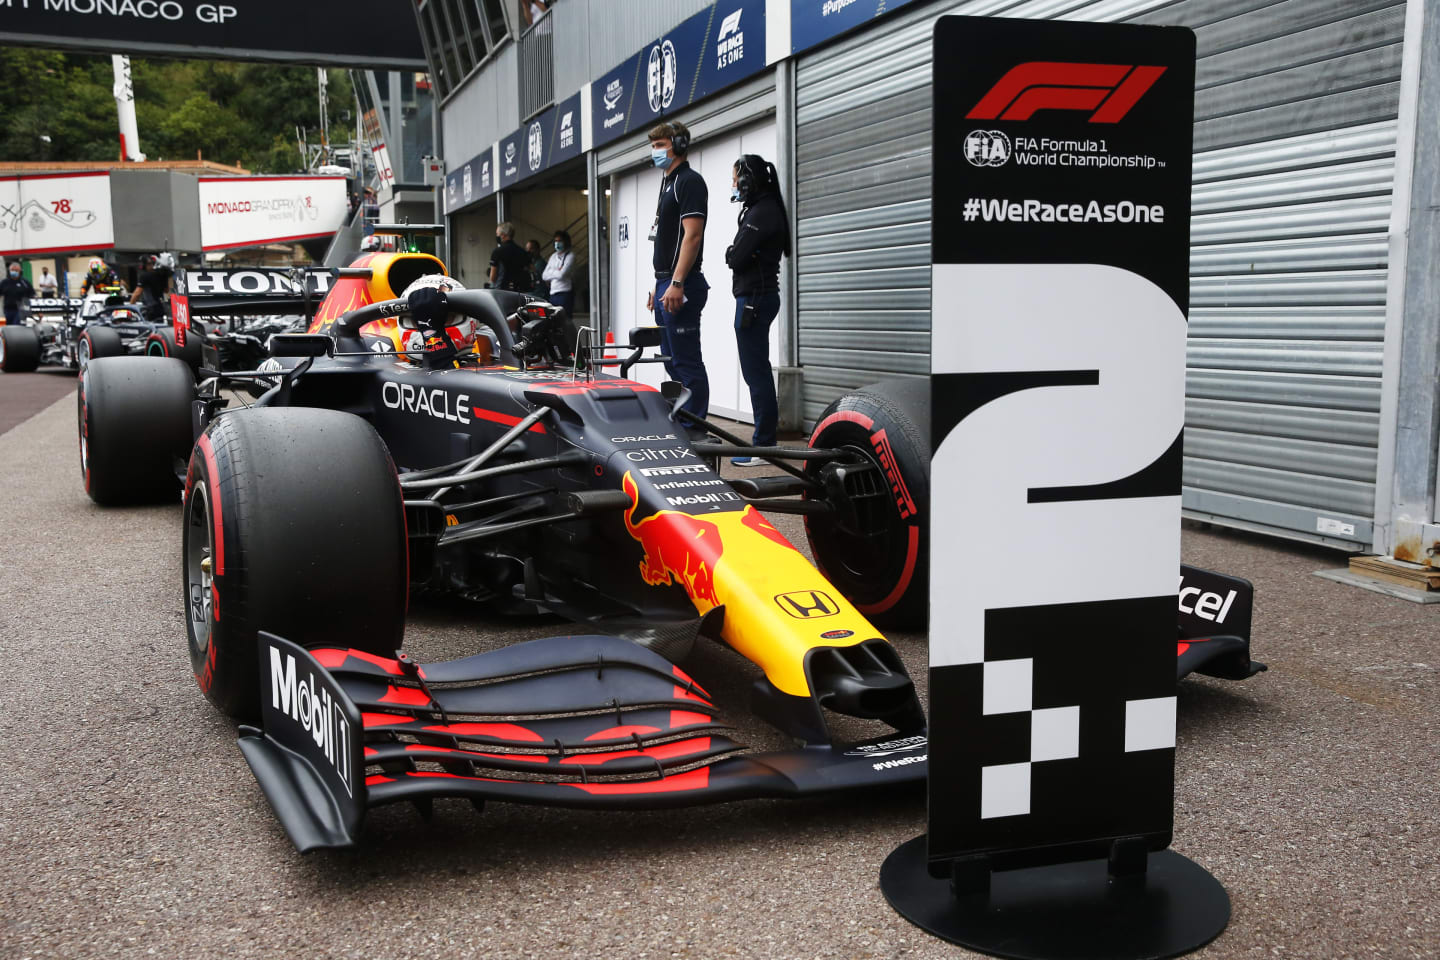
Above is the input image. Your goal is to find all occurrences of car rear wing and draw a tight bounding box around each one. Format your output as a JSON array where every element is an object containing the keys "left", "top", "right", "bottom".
[
  {"left": 172, "top": 267, "right": 333, "bottom": 347},
  {"left": 26, "top": 297, "right": 82, "bottom": 316}
]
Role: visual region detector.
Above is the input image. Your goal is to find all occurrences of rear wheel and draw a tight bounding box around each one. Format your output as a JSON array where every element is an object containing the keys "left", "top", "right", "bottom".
[
  {"left": 184, "top": 408, "right": 408, "bottom": 720},
  {"left": 805, "top": 380, "right": 931, "bottom": 628},
  {"left": 146, "top": 326, "right": 201, "bottom": 377},
  {"left": 0, "top": 325, "right": 41, "bottom": 373},
  {"left": 78, "top": 356, "right": 195, "bottom": 505},
  {"left": 78, "top": 325, "right": 123, "bottom": 374}
]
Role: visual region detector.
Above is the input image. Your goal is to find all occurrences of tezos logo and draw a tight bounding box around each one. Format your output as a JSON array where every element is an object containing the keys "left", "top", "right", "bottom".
[
  {"left": 967, "top": 62, "right": 1166, "bottom": 123},
  {"left": 647, "top": 39, "right": 678, "bottom": 113},
  {"left": 964, "top": 130, "right": 1011, "bottom": 167},
  {"left": 527, "top": 121, "right": 544, "bottom": 172}
]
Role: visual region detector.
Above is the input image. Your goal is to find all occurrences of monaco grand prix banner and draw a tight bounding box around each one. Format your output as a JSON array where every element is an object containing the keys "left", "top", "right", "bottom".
[
  {"left": 926, "top": 17, "right": 1195, "bottom": 871},
  {"left": 1, "top": 0, "right": 424, "bottom": 69},
  {"left": 0, "top": 171, "right": 115, "bottom": 257},
  {"left": 197, "top": 175, "right": 347, "bottom": 251}
]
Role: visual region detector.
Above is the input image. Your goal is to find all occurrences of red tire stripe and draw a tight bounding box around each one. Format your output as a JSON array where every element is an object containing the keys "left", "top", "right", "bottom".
[
  {"left": 809, "top": 409, "right": 875, "bottom": 447},
  {"left": 195, "top": 433, "right": 225, "bottom": 576}
]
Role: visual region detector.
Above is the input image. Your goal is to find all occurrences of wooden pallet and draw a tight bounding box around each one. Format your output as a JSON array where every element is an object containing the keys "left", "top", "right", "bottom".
[{"left": 1348, "top": 555, "right": 1440, "bottom": 592}]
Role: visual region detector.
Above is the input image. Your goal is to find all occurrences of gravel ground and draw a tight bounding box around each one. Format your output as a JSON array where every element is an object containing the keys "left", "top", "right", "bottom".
[{"left": 1, "top": 385, "right": 1437, "bottom": 960}]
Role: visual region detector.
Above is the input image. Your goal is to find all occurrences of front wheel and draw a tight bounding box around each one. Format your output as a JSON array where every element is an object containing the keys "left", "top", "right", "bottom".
[
  {"left": 185, "top": 408, "right": 409, "bottom": 720},
  {"left": 805, "top": 379, "right": 931, "bottom": 628},
  {"left": 78, "top": 325, "right": 123, "bottom": 374}
]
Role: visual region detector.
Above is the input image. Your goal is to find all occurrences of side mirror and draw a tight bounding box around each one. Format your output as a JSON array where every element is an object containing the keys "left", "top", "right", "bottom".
[
  {"left": 661, "top": 380, "right": 683, "bottom": 401},
  {"left": 630, "top": 326, "right": 663, "bottom": 348},
  {"left": 267, "top": 333, "right": 333, "bottom": 358}
]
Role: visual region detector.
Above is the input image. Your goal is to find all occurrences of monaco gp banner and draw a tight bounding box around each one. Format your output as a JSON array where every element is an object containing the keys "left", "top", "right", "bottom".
[
  {"left": 1, "top": 1, "right": 424, "bottom": 69},
  {"left": 926, "top": 17, "right": 1195, "bottom": 872},
  {"left": 0, "top": 171, "right": 115, "bottom": 257},
  {"left": 197, "top": 175, "right": 347, "bottom": 251}
]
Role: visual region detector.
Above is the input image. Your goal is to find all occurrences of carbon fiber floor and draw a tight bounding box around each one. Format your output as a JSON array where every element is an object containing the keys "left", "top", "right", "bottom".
[{"left": 0, "top": 388, "right": 1436, "bottom": 959}]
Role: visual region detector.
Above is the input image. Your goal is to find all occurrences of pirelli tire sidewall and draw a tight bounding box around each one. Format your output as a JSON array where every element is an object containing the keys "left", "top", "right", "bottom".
[
  {"left": 806, "top": 379, "right": 930, "bottom": 629},
  {"left": 78, "top": 356, "right": 194, "bottom": 505},
  {"left": 184, "top": 408, "right": 408, "bottom": 721}
]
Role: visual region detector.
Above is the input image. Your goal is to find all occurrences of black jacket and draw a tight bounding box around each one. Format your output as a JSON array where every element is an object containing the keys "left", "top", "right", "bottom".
[
  {"left": 724, "top": 192, "right": 788, "bottom": 297},
  {"left": 1, "top": 275, "right": 34, "bottom": 308}
]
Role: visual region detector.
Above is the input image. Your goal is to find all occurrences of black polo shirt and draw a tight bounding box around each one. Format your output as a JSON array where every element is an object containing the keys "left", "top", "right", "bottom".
[
  {"left": 489, "top": 240, "right": 534, "bottom": 292},
  {"left": 652, "top": 160, "right": 707, "bottom": 276}
]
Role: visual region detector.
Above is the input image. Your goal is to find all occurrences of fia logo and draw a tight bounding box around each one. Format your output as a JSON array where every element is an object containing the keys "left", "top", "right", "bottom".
[
  {"left": 647, "top": 39, "right": 678, "bottom": 113},
  {"left": 774, "top": 590, "right": 840, "bottom": 619},
  {"left": 527, "top": 121, "right": 544, "bottom": 172},
  {"left": 964, "top": 130, "right": 1011, "bottom": 167},
  {"left": 617, "top": 216, "right": 630, "bottom": 249}
]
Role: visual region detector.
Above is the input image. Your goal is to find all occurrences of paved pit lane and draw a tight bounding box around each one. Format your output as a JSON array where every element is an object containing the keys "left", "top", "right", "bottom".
[{"left": 1, "top": 384, "right": 1437, "bottom": 959}]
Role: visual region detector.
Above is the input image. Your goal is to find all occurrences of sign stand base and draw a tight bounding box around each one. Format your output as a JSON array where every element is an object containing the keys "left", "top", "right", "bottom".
[{"left": 880, "top": 836, "right": 1229, "bottom": 960}]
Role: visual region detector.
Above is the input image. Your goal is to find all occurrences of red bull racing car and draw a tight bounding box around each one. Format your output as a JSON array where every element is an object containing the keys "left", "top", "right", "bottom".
[{"left": 77, "top": 252, "right": 1263, "bottom": 852}]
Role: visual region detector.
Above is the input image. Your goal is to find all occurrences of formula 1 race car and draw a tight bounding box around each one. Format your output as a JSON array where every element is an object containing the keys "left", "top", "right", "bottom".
[
  {"left": 77, "top": 252, "right": 1263, "bottom": 851},
  {"left": 0, "top": 287, "right": 192, "bottom": 374}
]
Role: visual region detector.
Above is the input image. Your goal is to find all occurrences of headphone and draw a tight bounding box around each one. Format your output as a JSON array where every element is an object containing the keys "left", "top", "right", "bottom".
[
  {"left": 734, "top": 155, "right": 777, "bottom": 202},
  {"left": 670, "top": 123, "right": 691, "bottom": 156}
]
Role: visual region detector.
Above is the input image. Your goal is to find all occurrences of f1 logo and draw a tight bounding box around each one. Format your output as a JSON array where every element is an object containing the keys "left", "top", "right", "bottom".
[
  {"left": 775, "top": 590, "right": 839, "bottom": 619},
  {"left": 966, "top": 62, "right": 1166, "bottom": 123}
]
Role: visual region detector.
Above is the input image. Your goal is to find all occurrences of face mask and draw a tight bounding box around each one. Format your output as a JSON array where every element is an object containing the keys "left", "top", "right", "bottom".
[
  {"left": 651, "top": 150, "right": 672, "bottom": 169},
  {"left": 730, "top": 187, "right": 742, "bottom": 203},
  {"left": 8, "top": 270, "right": 17, "bottom": 278},
  {"left": 553, "top": 241, "right": 563, "bottom": 252},
  {"left": 496, "top": 236, "right": 504, "bottom": 244}
]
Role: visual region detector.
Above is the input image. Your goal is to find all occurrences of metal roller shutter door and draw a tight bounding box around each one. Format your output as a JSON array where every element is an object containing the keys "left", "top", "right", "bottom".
[{"left": 795, "top": 0, "right": 1404, "bottom": 547}]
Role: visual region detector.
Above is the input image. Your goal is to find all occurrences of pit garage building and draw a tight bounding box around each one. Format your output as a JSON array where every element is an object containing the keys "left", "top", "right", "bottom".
[{"left": 420, "top": 0, "right": 1439, "bottom": 562}]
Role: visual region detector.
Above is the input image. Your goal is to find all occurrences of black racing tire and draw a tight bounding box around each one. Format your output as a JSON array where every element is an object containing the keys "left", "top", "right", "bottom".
[
  {"left": 78, "top": 357, "right": 195, "bottom": 505},
  {"left": 184, "top": 408, "right": 408, "bottom": 721},
  {"left": 145, "top": 326, "right": 201, "bottom": 377},
  {"left": 805, "top": 379, "right": 931, "bottom": 629},
  {"left": 78, "top": 324, "right": 123, "bottom": 375},
  {"left": 0, "top": 324, "right": 41, "bottom": 373}
]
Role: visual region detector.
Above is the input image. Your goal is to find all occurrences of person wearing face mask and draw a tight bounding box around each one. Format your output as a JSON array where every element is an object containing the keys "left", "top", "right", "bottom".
[
  {"left": 542, "top": 230, "right": 576, "bottom": 317},
  {"left": 488, "top": 222, "right": 534, "bottom": 293},
  {"left": 723, "top": 155, "right": 789, "bottom": 466},
  {"left": 1, "top": 261, "right": 35, "bottom": 327},
  {"left": 645, "top": 119, "right": 710, "bottom": 423}
]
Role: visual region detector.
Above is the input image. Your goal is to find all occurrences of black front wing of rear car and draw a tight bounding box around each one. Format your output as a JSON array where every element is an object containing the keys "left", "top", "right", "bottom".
[{"left": 240, "top": 633, "right": 930, "bottom": 852}]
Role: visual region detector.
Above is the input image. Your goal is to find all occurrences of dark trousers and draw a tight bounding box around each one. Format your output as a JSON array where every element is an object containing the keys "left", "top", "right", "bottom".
[
  {"left": 734, "top": 292, "right": 780, "bottom": 447},
  {"left": 550, "top": 290, "right": 575, "bottom": 317},
  {"left": 3, "top": 304, "right": 20, "bottom": 326},
  {"left": 653, "top": 274, "right": 709, "bottom": 420}
]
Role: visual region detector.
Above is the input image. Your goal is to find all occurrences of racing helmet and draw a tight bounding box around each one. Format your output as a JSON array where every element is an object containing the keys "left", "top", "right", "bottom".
[
  {"left": 360, "top": 234, "right": 383, "bottom": 252},
  {"left": 398, "top": 274, "right": 483, "bottom": 361},
  {"left": 87, "top": 256, "right": 107, "bottom": 276}
]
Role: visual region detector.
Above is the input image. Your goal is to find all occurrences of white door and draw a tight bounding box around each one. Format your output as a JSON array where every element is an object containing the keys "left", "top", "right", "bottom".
[{"left": 609, "top": 119, "right": 783, "bottom": 423}]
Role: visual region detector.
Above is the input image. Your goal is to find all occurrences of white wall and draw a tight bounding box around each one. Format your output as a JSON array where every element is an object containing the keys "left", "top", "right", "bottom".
[{"left": 608, "top": 119, "right": 783, "bottom": 422}]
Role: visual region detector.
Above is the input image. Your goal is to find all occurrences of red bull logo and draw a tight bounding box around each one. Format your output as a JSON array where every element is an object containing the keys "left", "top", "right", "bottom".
[{"left": 622, "top": 472, "right": 722, "bottom": 606}]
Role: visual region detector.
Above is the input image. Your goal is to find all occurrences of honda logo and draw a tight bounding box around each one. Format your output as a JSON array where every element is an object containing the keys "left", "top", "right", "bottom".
[
  {"left": 967, "top": 62, "right": 1166, "bottom": 123},
  {"left": 775, "top": 590, "right": 839, "bottom": 619}
]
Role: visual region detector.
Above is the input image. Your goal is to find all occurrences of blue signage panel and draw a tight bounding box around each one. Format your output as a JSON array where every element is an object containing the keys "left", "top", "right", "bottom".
[
  {"left": 790, "top": 0, "right": 920, "bottom": 55},
  {"left": 444, "top": 150, "right": 495, "bottom": 215},
  {"left": 589, "top": 0, "right": 767, "bottom": 151},
  {"left": 497, "top": 129, "right": 526, "bottom": 190}
]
